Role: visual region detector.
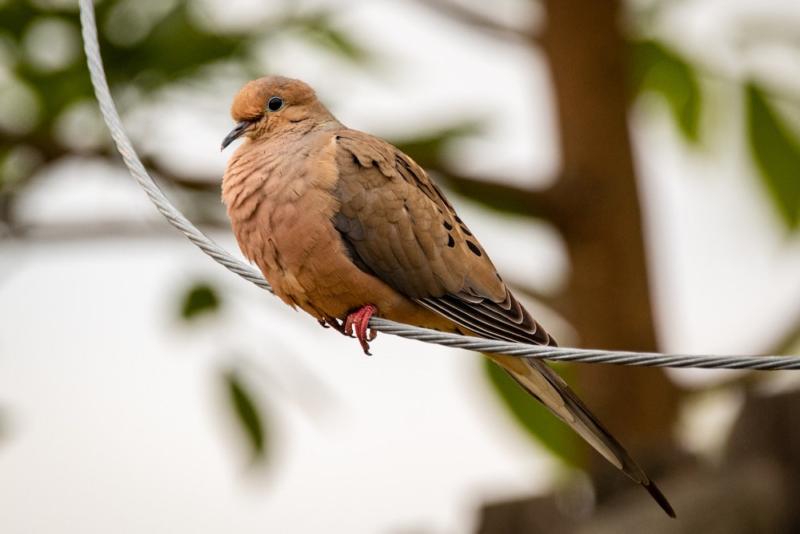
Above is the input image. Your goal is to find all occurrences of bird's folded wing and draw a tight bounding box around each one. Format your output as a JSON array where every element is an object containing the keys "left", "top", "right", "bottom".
[{"left": 331, "top": 129, "right": 553, "bottom": 346}]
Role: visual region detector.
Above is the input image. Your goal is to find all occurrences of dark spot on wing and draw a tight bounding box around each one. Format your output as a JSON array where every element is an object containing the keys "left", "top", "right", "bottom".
[
  {"left": 443, "top": 221, "right": 453, "bottom": 230},
  {"left": 460, "top": 225, "right": 472, "bottom": 236},
  {"left": 466, "top": 241, "right": 481, "bottom": 256},
  {"left": 447, "top": 235, "right": 455, "bottom": 248}
]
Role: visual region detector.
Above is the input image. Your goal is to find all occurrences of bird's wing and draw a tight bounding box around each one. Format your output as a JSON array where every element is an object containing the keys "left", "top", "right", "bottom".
[
  {"left": 331, "top": 129, "right": 674, "bottom": 517},
  {"left": 332, "top": 129, "right": 553, "bottom": 345}
]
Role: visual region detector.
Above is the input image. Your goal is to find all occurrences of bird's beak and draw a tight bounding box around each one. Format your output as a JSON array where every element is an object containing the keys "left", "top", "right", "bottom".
[{"left": 221, "top": 121, "right": 252, "bottom": 151}]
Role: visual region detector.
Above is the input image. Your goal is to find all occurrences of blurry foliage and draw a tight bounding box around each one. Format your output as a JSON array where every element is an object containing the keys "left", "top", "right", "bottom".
[
  {"left": 394, "top": 121, "right": 484, "bottom": 169},
  {"left": 0, "top": 0, "right": 368, "bottom": 199},
  {"left": 291, "top": 11, "right": 370, "bottom": 63},
  {"left": 180, "top": 281, "right": 220, "bottom": 320},
  {"left": 630, "top": 39, "right": 702, "bottom": 143},
  {"left": 629, "top": 38, "right": 800, "bottom": 231},
  {"left": 223, "top": 368, "right": 269, "bottom": 463},
  {"left": 484, "top": 359, "right": 581, "bottom": 468},
  {"left": 1, "top": 1, "right": 250, "bottom": 145},
  {"left": 746, "top": 83, "right": 800, "bottom": 229},
  {"left": 178, "top": 281, "right": 273, "bottom": 465}
]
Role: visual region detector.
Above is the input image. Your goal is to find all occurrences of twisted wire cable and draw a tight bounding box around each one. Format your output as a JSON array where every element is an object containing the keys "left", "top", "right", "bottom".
[
  {"left": 79, "top": 0, "right": 270, "bottom": 292},
  {"left": 78, "top": 0, "right": 800, "bottom": 370}
]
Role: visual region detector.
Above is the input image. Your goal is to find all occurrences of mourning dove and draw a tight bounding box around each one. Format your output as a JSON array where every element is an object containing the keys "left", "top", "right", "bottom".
[{"left": 221, "top": 76, "right": 675, "bottom": 517}]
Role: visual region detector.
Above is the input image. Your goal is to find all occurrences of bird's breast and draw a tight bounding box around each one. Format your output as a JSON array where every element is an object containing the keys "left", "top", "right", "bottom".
[{"left": 221, "top": 135, "right": 344, "bottom": 309}]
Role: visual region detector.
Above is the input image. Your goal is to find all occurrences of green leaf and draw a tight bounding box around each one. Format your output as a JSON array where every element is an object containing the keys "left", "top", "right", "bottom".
[
  {"left": 746, "top": 84, "right": 800, "bottom": 229},
  {"left": 180, "top": 282, "right": 220, "bottom": 320},
  {"left": 630, "top": 39, "right": 702, "bottom": 143},
  {"left": 392, "top": 121, "right": 483, "bottom": 169},
  {"left": 223, "top": 369, "right": 268, "bottom": 463},
  {"left": 484, "top": 358, "right": 582, "bottom": 467}
]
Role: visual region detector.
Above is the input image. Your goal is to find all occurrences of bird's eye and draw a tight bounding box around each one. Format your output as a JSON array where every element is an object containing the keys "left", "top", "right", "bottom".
[{"left": 267, "top": 96, "right": 284, "bottom": 112}]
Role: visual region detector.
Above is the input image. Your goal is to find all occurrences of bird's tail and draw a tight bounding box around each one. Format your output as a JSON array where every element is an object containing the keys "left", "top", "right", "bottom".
[{"left": 489, "top": 354, "right": 675, "bottom": 518}]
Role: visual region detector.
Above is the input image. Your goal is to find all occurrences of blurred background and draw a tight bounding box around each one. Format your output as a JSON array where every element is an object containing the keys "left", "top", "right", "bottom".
[{"left": 2, "top": 0, "right": 800, "bottom": 532}]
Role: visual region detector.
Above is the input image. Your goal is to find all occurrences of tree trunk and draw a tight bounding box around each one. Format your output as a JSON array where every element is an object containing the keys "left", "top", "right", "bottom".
[{"left": 541, "top": 0, "right": 681, "bottom": 478}]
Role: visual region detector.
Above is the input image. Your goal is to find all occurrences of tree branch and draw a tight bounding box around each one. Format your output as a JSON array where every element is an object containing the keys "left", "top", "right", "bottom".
[
  {"left": 139, "top": 156, "right": 221, "bottom": 193},
  {"left": 5, "top": 218, "right": 230, "bottom": 243},
  {"left": 431, "top": 167, "right": 562, "bottom": 222},
  {"left": 1, "top": 131, "right": 222, "bottom": 196},
  {"left": 412, "top": 0, "right": 538, "bottom": 43}
]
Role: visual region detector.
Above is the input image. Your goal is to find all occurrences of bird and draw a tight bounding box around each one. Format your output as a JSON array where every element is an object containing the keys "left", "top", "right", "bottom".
[{"left": 220, "top": 75, "right": 675, "bottom": 518}]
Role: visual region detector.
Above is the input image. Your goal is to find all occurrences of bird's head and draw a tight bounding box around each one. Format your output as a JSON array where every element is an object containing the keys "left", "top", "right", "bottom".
[{"left": 221, "top": 76, "right": 335, "bottom": 150}]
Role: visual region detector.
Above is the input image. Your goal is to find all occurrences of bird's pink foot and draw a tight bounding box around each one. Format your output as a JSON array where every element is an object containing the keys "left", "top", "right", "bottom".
[{"left": 343, "top": 304, "right": 378, "bottom": 355}]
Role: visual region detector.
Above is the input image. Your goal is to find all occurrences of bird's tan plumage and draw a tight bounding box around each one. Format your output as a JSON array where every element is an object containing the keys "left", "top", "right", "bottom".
[{"left": 221, "top": 76, "right": 674, "bottom": 517}]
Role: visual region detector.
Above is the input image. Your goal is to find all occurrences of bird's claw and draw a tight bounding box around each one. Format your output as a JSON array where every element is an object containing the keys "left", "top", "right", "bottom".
[
  {"left": 343, "top": 304, "right": 378, "bottom": 355},
  {"left": 319, "top": 317, "right": 351, "bottom": 336}
]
